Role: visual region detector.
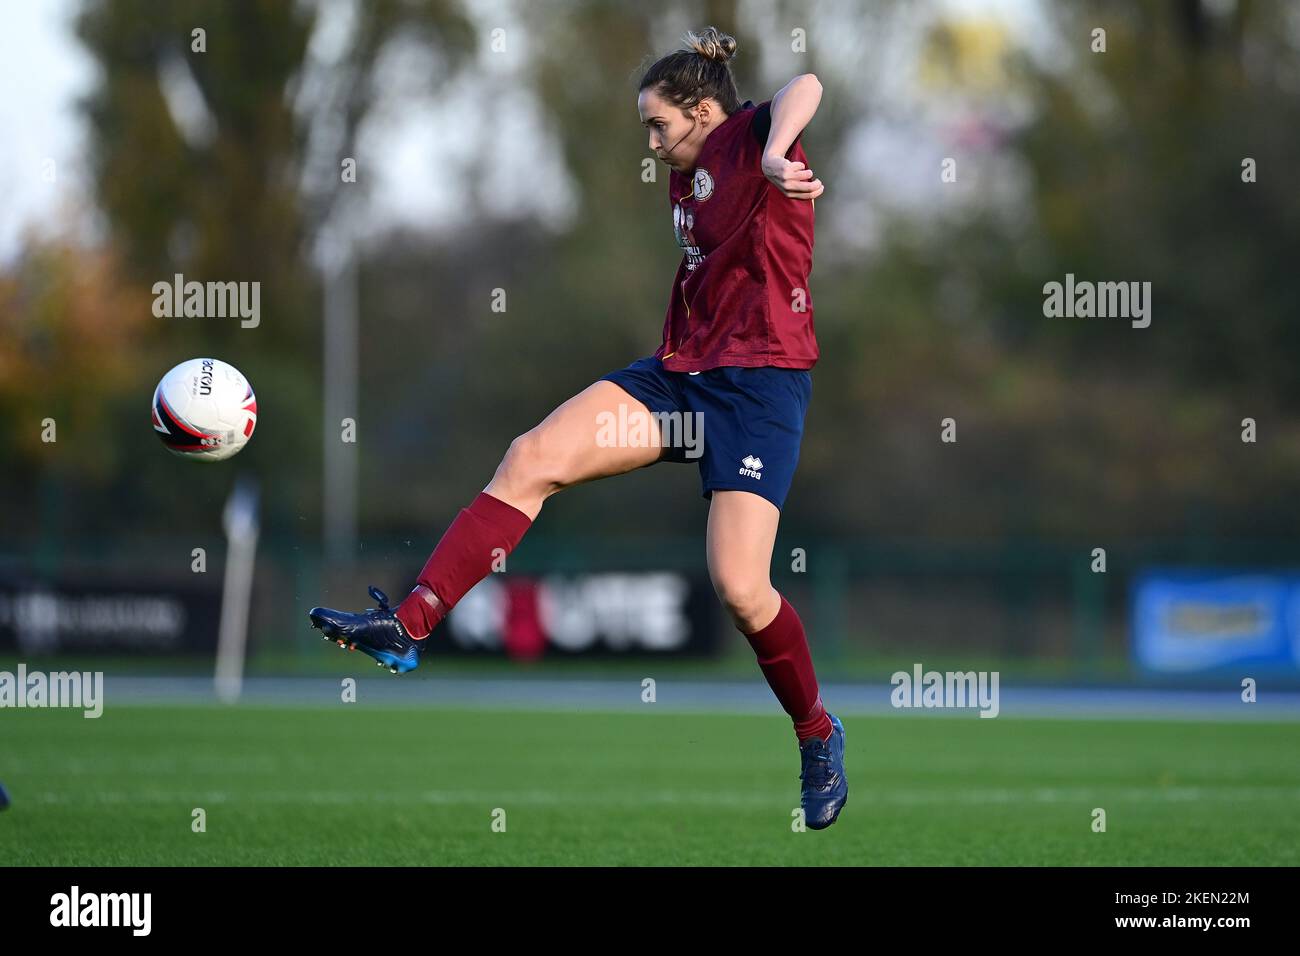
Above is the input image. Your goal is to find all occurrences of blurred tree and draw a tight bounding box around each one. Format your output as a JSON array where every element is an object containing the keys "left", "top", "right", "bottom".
[
  {"left": 0, "top": 236, "right": 151, "bottom": 475},
  {"left": 1, "top": 0, "right": 476, "bottom": 543},
  {"left": 9, "top": 0, "right": 1300, "bottom": 557},
  {"left": 789, "top": 0, "right": 1300, "bottom": 541}
]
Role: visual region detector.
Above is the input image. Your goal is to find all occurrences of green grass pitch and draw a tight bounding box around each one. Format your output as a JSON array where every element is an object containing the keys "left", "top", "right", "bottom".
[{"left": 3, "top": 705, "right": 1298, "bottom": 865}]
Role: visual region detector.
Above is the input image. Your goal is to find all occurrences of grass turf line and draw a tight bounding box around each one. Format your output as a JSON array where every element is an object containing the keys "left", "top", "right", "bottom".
[{"left": 3, "top": 706, "right": 1297, "bottom": 866}]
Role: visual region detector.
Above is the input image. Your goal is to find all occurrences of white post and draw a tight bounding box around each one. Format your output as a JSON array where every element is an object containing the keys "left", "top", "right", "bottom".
[
  {"left": 215, "top": 478, "right": 260, "bottom": 703},
  {"left": 322, "top": 239, "right": 359, "bottom": 563}
]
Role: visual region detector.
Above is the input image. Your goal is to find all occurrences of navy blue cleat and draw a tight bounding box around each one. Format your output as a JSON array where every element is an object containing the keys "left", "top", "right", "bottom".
[
  {"left": 799, "top": 712, "right": 848, "bottom": 830},
  {"left": 308, "top": 586, "right": 423, "bottom": 674}
]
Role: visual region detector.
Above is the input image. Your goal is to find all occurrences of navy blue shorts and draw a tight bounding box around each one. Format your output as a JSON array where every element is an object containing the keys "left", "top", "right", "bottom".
[{"left": 600, "top": 356, "right": 812, "bottom": 510}]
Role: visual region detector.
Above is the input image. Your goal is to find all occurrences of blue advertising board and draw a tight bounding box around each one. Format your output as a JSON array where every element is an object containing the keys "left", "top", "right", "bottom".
[{"left": 1132, "top": 570, "right": 1300, "bottom": 674}]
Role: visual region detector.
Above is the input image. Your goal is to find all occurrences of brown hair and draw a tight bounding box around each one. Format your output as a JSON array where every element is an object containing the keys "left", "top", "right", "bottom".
[{"left": 639, "top": 27, "right": 742, "bottom": 115}]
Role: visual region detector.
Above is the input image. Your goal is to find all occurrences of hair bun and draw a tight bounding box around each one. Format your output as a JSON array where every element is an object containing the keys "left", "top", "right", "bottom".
[{"left": 684, "top": 26, "right": 737, "bottom": 62}]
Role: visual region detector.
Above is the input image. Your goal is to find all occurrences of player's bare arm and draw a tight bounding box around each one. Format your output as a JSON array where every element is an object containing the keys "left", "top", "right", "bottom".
[{"left": 761, "top": 73, "right": 824, "bottom": 199}]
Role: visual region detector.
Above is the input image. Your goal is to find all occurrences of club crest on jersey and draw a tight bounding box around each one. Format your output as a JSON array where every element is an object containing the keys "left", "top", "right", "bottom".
[{"left": 692, "top": 168, "right": 715, "bottom": 201}]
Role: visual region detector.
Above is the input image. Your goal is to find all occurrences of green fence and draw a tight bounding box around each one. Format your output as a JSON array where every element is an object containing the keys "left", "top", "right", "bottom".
[{"left": 8, "top": 533, "right": 1300, "bottom": 684}]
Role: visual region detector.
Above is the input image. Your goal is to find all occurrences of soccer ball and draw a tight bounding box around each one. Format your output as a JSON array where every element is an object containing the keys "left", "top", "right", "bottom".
[{"left": 151, "top": 358, "right": 257, "bottom": 461}]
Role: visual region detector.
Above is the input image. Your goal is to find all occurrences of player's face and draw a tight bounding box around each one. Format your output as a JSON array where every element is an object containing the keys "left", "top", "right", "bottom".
[{"left": 639, "top": 88, "right": 707, "bottom": 172}]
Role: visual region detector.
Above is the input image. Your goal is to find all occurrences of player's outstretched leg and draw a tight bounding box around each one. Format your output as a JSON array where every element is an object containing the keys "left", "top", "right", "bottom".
[
  {"left": 308, "top": 380, "right": 663, "bottom": 672},
  {"left": 706, "top": 490, "right": 848, "bottom": 829}
]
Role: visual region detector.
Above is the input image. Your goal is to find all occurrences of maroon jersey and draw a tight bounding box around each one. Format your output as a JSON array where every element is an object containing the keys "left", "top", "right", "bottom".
[{"left": 656, "top": 99, "right": 818, "bottom": 372}]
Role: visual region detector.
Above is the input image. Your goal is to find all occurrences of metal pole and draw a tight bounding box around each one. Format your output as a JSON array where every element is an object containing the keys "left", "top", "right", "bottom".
[{"left": 322, "top": 240, "right": 359, "bottom": 564}]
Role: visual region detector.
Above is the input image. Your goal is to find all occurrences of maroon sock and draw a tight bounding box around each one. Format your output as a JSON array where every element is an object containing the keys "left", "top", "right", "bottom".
[
  {"left": 395, "top": 492, "right": 533, "bottom": 639},
  {"left": 742, "top": 594, "right": 834, "bottom": 743}
]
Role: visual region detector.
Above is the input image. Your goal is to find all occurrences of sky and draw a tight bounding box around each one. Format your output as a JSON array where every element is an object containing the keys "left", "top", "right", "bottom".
[{"left": 0, "top": 0, "right": 97, "bottom": 262}]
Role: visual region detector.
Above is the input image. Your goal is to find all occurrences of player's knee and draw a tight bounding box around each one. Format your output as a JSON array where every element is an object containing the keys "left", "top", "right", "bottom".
[
  {"left": 712, "top": 574, "right": 774, "bottom": 631},
  {"left": 500, "top": 428, "right": 569, "bottom": 498}
]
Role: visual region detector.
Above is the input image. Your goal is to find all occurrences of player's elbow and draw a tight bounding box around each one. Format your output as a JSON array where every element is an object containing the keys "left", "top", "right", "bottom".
[{"left": 798, "top": 73, "right": 822, "bottom": 95}]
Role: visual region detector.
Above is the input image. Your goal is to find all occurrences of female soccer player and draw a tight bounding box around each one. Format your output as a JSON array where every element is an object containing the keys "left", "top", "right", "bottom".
[{"left": 309, "top": 27, "right": 847, "bottom": 829}]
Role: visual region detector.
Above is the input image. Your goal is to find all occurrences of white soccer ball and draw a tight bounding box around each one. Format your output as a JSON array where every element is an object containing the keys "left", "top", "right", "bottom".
[{"left": 151, "top": 358, "right": 257, "bottom": 461}]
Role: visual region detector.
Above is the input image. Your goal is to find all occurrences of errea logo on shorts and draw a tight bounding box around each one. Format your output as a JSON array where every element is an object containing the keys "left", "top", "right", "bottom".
[{"left": 739, "top": 455, "right": 763, "bottom": 480}]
